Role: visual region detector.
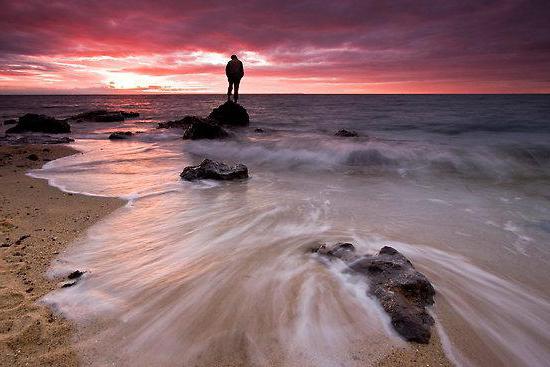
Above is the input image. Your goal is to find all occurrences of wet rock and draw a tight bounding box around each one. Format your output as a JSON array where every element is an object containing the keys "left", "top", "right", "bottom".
[
  {"left": 26, "top": 154, "right": 39, "bottom": 161},
  {"left": 0, "top": 135, "right": 74, "bottom": 145},
  {"left": 335, "top": 129, "right": 359, "bottom": 137},
  {"left": 208, "top": 101, "right": 250, "bottom": 126},
  {"left": 6, "top": 114, "right": 71, "bottom": 134},
  {"left": 67, "top": 270, "right": 84, "bottom": 279},
  {"left": 183, "top": 118, "right": 229, "bottom": 140},
  {"left": 108, "top": 131, "right": 133, "bottom": 140},
  {"left": 158, "top": 115, "right": 199, "bottom": 129},
  {"left": 314, "top": 243, "right": 435, "bottom": 343},
  {"left": 70, "top": 110, "right": 139, "bottom": 122},
  {"left": 4, "top": 119, "right": 17, "bottom": 125},
  {"left": 180, "top": 159, "right": 248, "bottom": 181}
]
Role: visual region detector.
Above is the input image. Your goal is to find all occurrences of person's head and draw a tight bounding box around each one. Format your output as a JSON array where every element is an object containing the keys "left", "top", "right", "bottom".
[{"left": 231, "top": 54, "right": 238, "bottom": 60}]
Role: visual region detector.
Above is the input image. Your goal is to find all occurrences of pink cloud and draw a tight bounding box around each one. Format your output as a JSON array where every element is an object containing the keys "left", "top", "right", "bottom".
[{"left": 0, "top": 0, "right": 549, "bottom": 93}]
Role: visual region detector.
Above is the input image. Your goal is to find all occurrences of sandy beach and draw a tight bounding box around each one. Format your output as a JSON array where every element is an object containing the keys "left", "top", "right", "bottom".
[{"left": 0, "top": 144, "right": 122, "bottom": 366}]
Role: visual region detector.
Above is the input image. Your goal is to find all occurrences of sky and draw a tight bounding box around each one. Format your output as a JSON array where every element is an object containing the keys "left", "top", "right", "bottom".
[{"left": 0, "top": 0, "right": 549, "bottom": 94}]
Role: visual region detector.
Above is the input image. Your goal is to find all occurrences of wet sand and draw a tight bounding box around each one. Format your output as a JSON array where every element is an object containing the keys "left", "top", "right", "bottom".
[
  {"left": 0, "top": 144, "right": 123, "bottom": 366},
  {"left": 0, "top": 144, "right": 452, "bottom": 366}
]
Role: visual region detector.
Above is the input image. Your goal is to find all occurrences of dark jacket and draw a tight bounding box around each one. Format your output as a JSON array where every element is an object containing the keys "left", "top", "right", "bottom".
[{"left": 226, "top": 59, "right": 244, "bottom": 80}]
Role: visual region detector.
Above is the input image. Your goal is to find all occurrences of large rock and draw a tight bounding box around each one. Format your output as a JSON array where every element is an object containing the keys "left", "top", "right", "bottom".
[
  {"left": 183, "top": 118, "right": 229, "bottom": 140},
  {"left": 180, "top": 159, "right": 248, "bottom": 181},
  {"left": 314, "top": 243, "right": 435, "bottom": 343},
  {"left": 208, "top": 101, "right": 250, "bottom": 126},
  {"left": 6, "top": 114, "right": 71, "bottom": 134},
  {"left": 70, "top": 110, "right": 139, "bottom": 122},
  {"left": 109, "top": 131, "right": 133, "bottom": 140},
  {"left": 158, "top": 115, "right": 199, "bottom": 129}
]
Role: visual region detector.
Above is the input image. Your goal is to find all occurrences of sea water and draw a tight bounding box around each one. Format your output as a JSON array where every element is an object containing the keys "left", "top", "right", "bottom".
[{"left": 2, "top": 94, "right": 550, "bottom": 366}]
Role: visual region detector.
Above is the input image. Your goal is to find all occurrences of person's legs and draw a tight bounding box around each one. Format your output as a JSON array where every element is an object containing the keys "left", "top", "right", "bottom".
[
  {"left": 227, "top": 79, "right": 234, "bottom": 101},
  {"left": 234, "top": 78, "right": 241, "bottom": 102}
]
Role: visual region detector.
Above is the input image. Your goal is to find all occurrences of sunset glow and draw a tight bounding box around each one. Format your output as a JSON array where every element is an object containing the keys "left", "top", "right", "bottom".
[{"left": 1, "top": 1, "right": 549, "bottom": 94}]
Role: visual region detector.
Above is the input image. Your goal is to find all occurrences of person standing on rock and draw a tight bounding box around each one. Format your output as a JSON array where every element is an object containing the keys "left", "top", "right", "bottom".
[{"left": 226, "top": 55, "right": 244, "bottom": 103}]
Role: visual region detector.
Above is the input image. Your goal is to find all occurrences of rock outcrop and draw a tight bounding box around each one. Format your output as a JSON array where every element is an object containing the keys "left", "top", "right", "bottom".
[
  {"left": 70, "top": 110, "right": 139, "bottom": 122},
  {"left": 109, "top": 131, "right": 134, "bottom": 140},
  {"left": 183, "top": 118, "right": 229, "bottom": 140},
  {"left": 6, "top": 114, "right": 71, "bottom": 134},
  {"left": 180, "top": 159, "right": 248, "bottom": 181},
  {"left": 208, "top": 101, "right": 250, "bottom": 126},
  {"left": 314, "top": 243, "right": 435, "bottom": 343},
  {"left": 335, "top": 129, "right": 359, "bottom": 137}
]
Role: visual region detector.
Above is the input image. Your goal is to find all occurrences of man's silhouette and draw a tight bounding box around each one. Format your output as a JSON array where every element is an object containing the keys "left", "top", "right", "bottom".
[{"left": 226, "top": 55, "right": 244, "bottom": 103}]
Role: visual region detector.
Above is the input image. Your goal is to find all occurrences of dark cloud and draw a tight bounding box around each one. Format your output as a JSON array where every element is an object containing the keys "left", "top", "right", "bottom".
[{"left": 0, "top": 0, "right": 549, "bottom": 92}]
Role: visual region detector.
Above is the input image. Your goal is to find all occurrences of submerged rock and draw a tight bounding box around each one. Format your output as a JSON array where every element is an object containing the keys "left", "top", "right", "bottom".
[
  {"left": 6, "top": 114, "right": 71, "bottom": 134},
  {"left": 180, "top": 159, "right": 248, "bottom": 181},
  {"left": 208, "top": 101, "right": 250, "bottom": 126},
  {"left": 314, "top": 243, "right": 435, "bottom": 343},
  {"left": 70, "top": 110, "right": 139, "bottom": 122},
  {"left": 183, "top": 118, "right": 229, "bottom": 140},
  {"left": 109, "top": 131, "right": 134, "bottom": 140},
  {"left": 335, "top": 129, "right": 359, "bottom": 137}
]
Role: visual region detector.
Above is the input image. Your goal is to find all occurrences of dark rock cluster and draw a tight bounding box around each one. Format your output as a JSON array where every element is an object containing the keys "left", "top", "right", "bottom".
[
  {"left": 314, "top": 243, "right": 436, "bottom": 343},
  {"left": 158, "top": 102, "right": 250, "bottom": 140},
  {"left": 6, "top": 114, "right": 71, "bottom": 134},
  {"left": 180, "top": 159, "right": 248, "bottom": 181}
]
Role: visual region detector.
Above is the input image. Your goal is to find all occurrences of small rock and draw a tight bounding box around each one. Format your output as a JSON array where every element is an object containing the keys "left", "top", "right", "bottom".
[
  {"left": 335, "top": 129, "right": 359, "bottom": 137},
  {"left": 14, "top": 235, "right": 30, "bottom": 246},
  {"left": 67, "top": 270, "right": 84, "bottom": 279},
  {"left": 61, "top": 280, "right": 78, "bottom": 288},
  {"left": 180, "top": 159, "right": 248, "bottom": 181},
  {"left": 254, "top": 128, "right": 265, "bottom": 133},
  {"left": 108, "top": 131, "right": 133, "bottom": 140},
  {"left": 4, "top": 119, "right": 17, "bottom": 125},
  {"left": 26, "top": 154, "right": 39, "bottom": 161}
]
